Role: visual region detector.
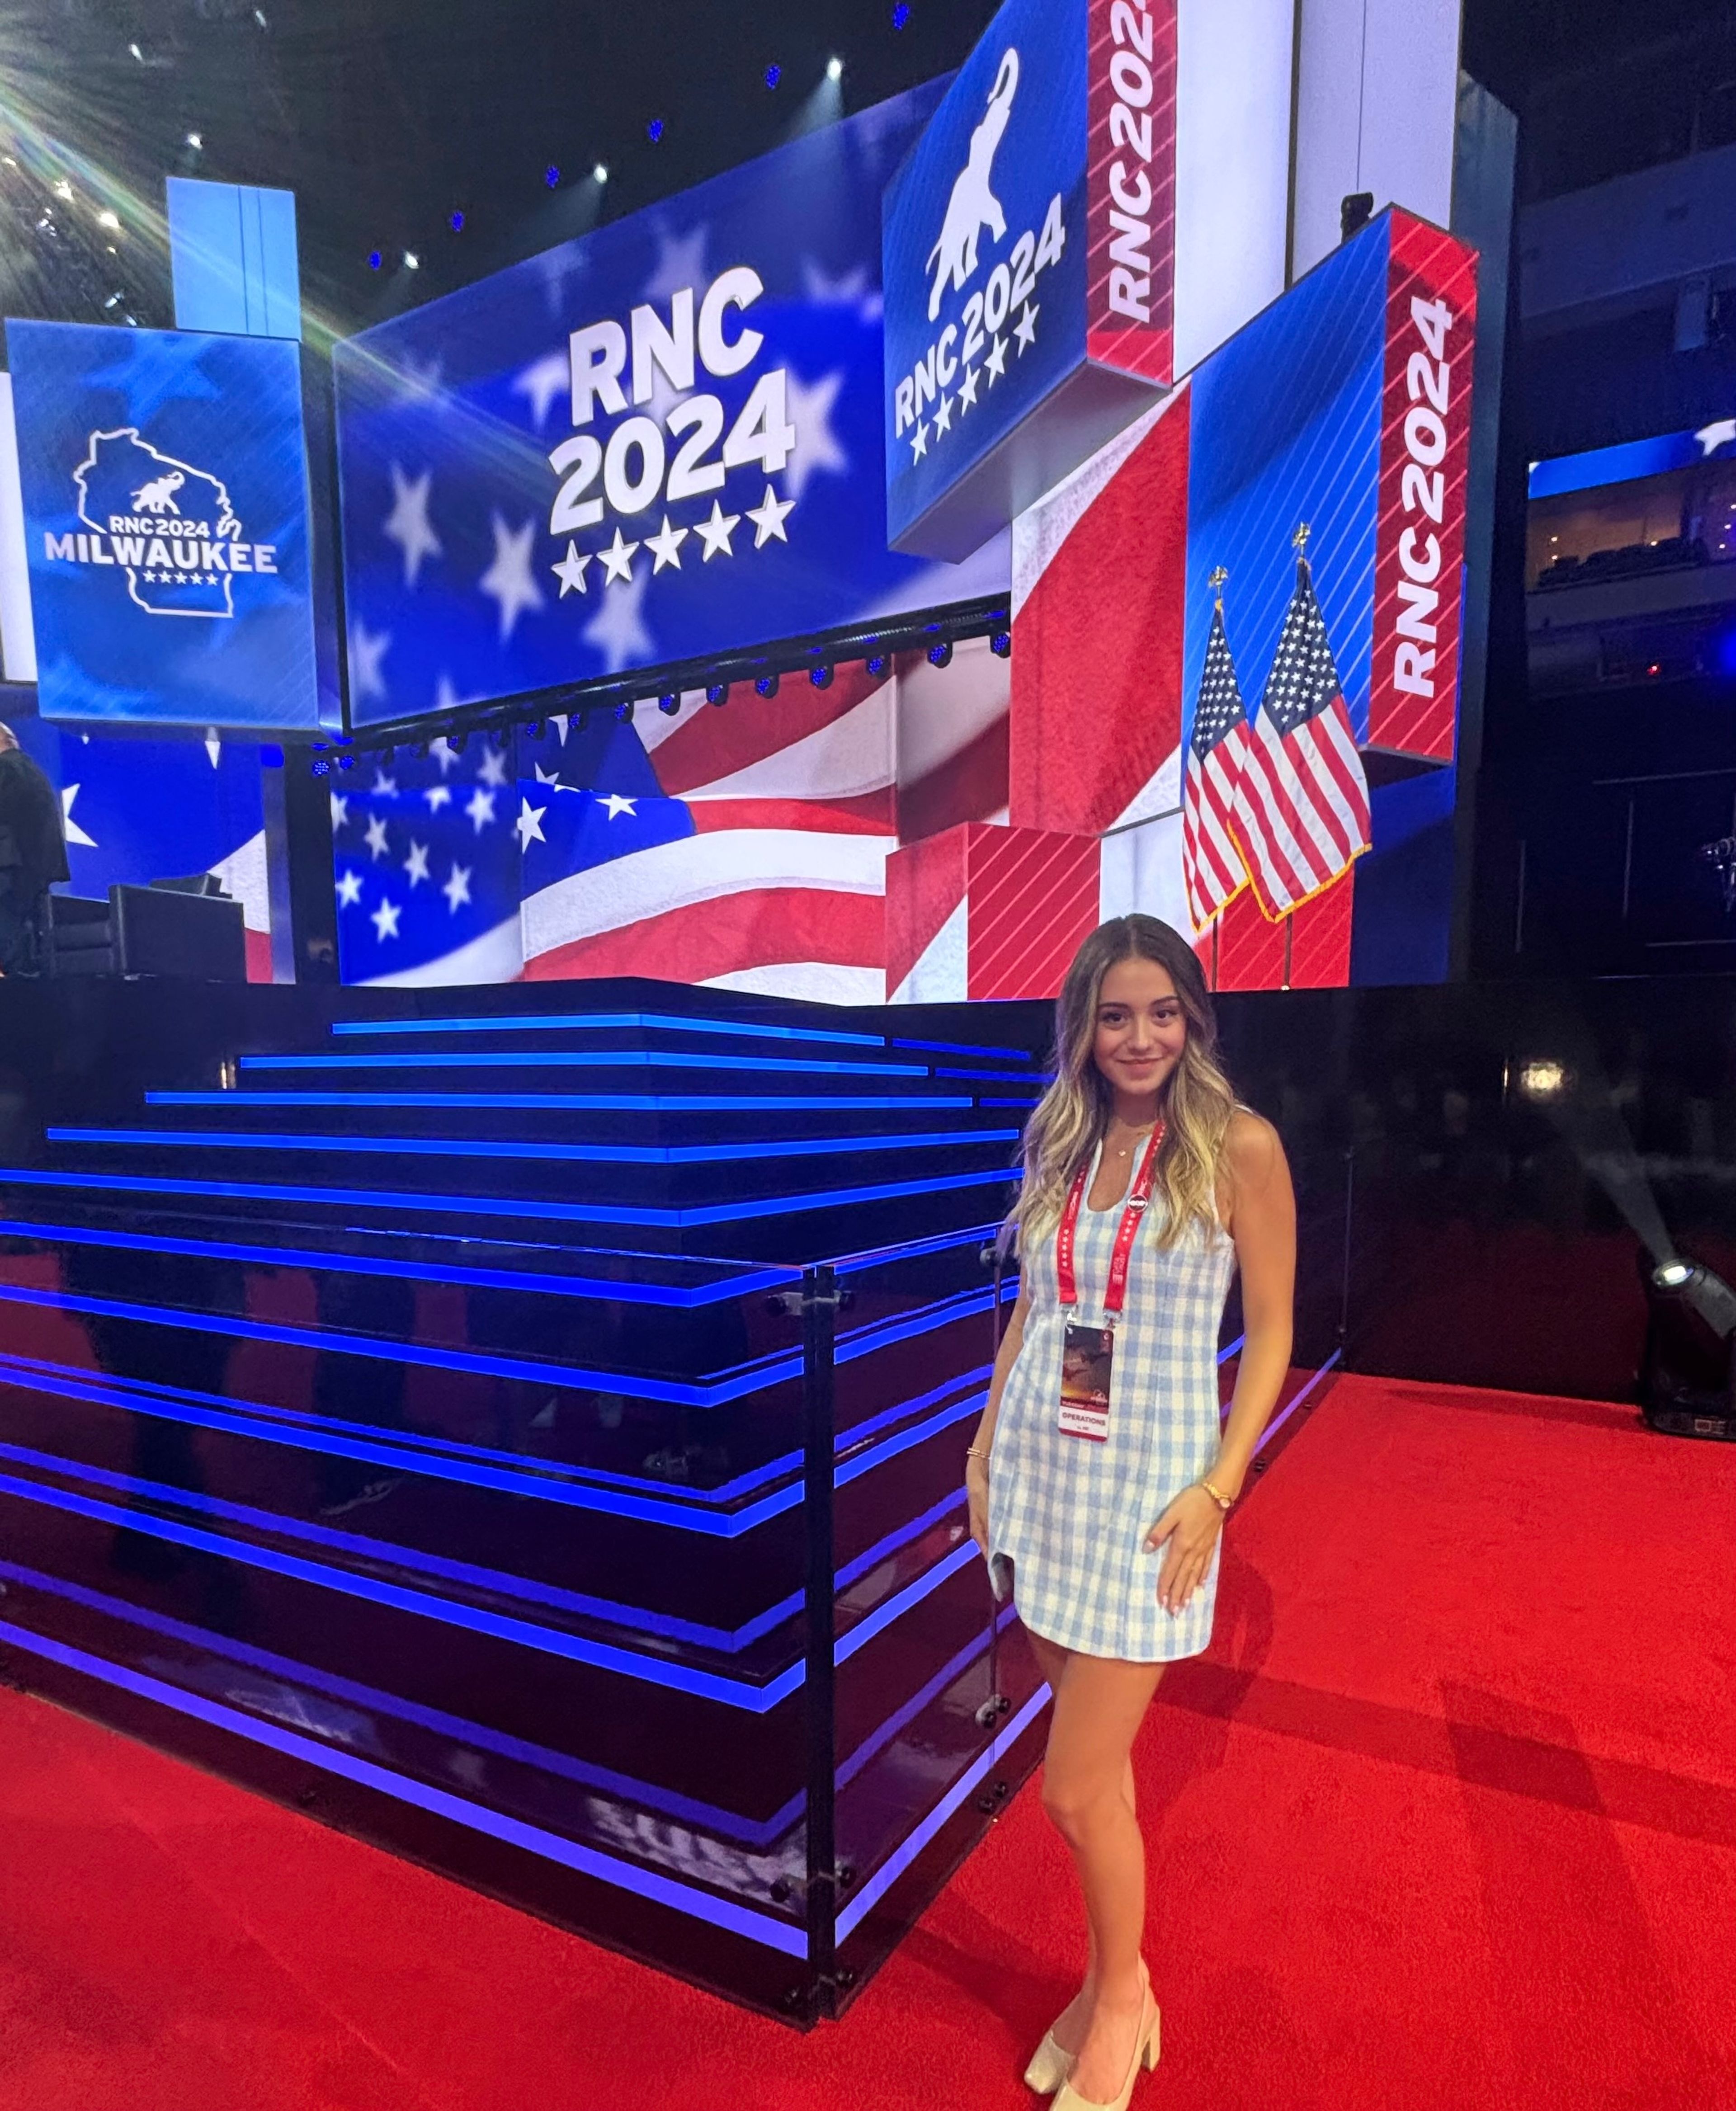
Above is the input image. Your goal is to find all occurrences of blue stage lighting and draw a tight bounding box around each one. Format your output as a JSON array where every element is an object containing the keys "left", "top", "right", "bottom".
[
  {"left": 648, "top": 118, "right": 665, "bottom": 143},
  {"left": 706, "top": 682, "right": 729, "bottom": 706},
  {"left": 614, "top": 696, "right": 635, "bottom": 723},
  {"left": 448, "top": 209, "right": 464, "bottom": 231},
  {"left": 810, "top": 664, "right": 834, "bottom": 690},
  {"left": 764, "top": 63, "right": 782, "bottom": 89},
  {"left": 755, "top": 673, "right": 780, "bottom": 698},
  {"left": 928, "top": 640, "right": 954, "bottom": 669},
  {"left": 337, "top": 753, "right": 354, "bottom": 770},
  {"left": 310, "top": 758, "right": 330, "bottom": 776},
  {"left": 545, "top": 163, "right": 561, "bottom": 188},
  {"left": 657, "top": 692, "right": 680, "bottom": 715},
  {"left": 367, "top": 250, "right": 382, "bottom": 270},
  {"left": 991, "top": 630, "right": 1011, "bottom": 658},
  {"left": 892, "top": 2, "right": 910, "bottom": 24},
  {"left": 866, "top": 653, "right": 888, "bottom": 677}
]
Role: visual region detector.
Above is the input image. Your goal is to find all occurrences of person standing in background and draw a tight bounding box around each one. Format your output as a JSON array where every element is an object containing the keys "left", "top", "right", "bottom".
[{"left": 0, "top": 721, "right": 70, "bottom": 976}]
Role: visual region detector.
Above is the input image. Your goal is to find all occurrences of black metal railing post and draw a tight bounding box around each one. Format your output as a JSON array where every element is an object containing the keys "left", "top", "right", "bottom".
[
  {"left": 801, "top": 1261, "right": 841, "bottom": 2017},
  {"left": 1339, "top": 1145, "right": 1356, "bottom": 1362}
]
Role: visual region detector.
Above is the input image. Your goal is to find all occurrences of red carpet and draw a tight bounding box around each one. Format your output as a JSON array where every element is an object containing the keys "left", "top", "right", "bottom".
[{"left": 1, "top": 1374, "right": 1732, "bottom": 2111}]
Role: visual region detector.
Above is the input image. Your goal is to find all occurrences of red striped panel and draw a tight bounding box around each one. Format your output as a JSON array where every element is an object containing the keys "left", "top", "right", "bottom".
[
  {"left": 1369, "top": 212, "right": 1480, "bottom": 762},
  {"left": 688, "top": 792, "right": 896, "bottom": 837},
  {"left": 1215, "top": 886, "right": 1285, "bottom": 992},
  {"left": 1084, "top": 0, "right": 1177, "bottom": 382},
  {"left": 1286, "top": 869, "right": 1355, "bottom": 989},
  {"left": 966, "top": 827, "right": 1099, "bottom": 1001},
  {"left": 648, "top": 660, "right": 890, "bottom": 798},
  {"left": 524, "top": 886, "right": 884, "bottom": 985},
  {"left": 1011, "top": 397, "right": 1189, "bottom": 835},
  {"left": 883, "top": 825, "right": 970, "bottom": 995}
]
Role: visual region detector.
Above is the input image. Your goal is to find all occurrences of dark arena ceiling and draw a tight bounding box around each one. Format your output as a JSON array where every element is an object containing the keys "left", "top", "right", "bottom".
[{"left": 0, "top": 0, "right": 1718, "bottom": 349}]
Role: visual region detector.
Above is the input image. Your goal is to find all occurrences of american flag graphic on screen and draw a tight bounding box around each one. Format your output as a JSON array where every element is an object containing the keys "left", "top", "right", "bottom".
[
  {"left": 1180, "top": 589, "right": 1253, "bottom": 932},
  {"left": 1230, "top": 550, "right": 1372, "bottom": 919}
]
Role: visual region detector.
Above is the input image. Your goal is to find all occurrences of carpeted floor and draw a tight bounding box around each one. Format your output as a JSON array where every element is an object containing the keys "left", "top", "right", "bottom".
[{"left": 1, "top": 1373, "right": 1732, "bottom": 2111}]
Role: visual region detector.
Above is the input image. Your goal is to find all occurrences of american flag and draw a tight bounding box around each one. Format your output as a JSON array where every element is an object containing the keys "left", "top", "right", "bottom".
[
  {"left": 1180, "top": 591, "right": 1253, "bottom": 933},
  {"left": 1230, "top": 552, "right": 1371, "bottom": 920}
]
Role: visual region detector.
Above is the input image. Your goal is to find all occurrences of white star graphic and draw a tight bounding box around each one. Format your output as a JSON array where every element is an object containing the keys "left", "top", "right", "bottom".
[
  {"left": 58, "top": 787, "right": 93, "bottom": 846},
  {"left": 694, "top": 500, "right": 740, "bottom": 561},
  {"left": 424, "top": 784, "right": 453, "bottom": 813},
  {"left": 533, "top": 761, "right": 561, "bottom": 784},
  {"left": 335, "top": 868, "right": 363, "bottom": 908},
  {"left": 403, "top": 840, "right": 431, "bottom": 887},
  {"left": 478, "top": 513, "right": 544, "bottom": 642},
  {"left": 382, "top": 463, "right": 441, "bottom": 588},
  {"left": 784, "top": 368, "right": 849, "bottom": 500},
  {"left": 393, "top": 353, "right": 445, "bottom": 404},
  {"left": 746, "top": 483, "right": 795, "bottom": 548},
  {"left": 370, "top": 896, "right": 401, "bottom": 942},
  {"left": 550, "top": 714, "right": 570, "bottom": 745},
  {"left": 1014, "top": 301, "right": 1039, "bottom": 353},
  {"left": 204, "top": 732, "right": 221, "bottom": 768},
  {"left": 958, "top": 364, "right": 981, "bottom": 411},
  {"left": 597, "top": 527, "right": 639, "bottom": 585},
  {"left": 443, "top": 862, "right": 472, "bottom": 913},
  {"left": 516, "top": 797, "right": 548, "bottom": 850},
  {"left": 465, "top": 787, "right": 497, "bottom": 833},
  {"left": 552, "top": 542, "right": 591, "bottom": 597},
  {"left": 986, "top": 335, "right": 1008, "bottom": 382},
  {"left": 349, "top": 622, "right": 391, "bottom": 705},
  {"left": 801, "top": 259, "right": 882, "bottom": 325},
  {"left": 934, "top": 392, "right": 954, "bottom": 436},
  {"left": 373, "top": 768, "right": 397, "bottom": 796},
  {"left": 477, "top": 745, "right": 509, "bottom": 788},
  {"left": 910, "top": 421, "right": 929, "bottom": 461},
  {"left": 598, "top": 793, "right": 638, "bottom": 819},
  {"left": 364, "top": 813, "right": 390, "bottom": 861},
  {"left": 513, "top": 350, "right": 570, "bottom": 431},
  {"left": 330, "top": 792, "right": 350, "bottom": 831},
  {"left": 644, "top": 515, "right": 688, "bottom": 572},
  {"left": 434, "top": 675, "right": 467, "bottom": 719},
  {"left": 429, "top": 735, "right": 459, "bottom": 777},
  {"left": 584, "top": 565, "right": 653, "bottom": 671},
  {"left": 642, "top": 221, "right": 708, "bottom": 304}
]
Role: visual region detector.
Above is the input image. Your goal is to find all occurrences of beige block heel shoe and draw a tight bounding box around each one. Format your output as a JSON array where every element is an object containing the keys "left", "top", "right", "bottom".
[
  {"left": 1022, "top": 2026, "right": 1074, "bottom": 2095},
  {"left": 1050, "top": 1975, "right": 1159, "bottom": 2111}
]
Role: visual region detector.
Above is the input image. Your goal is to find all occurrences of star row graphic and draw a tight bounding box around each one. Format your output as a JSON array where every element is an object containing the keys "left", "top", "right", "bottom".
[
  {"left": 142, "top": 571, "right": 224, "bottom": 587},
  {"left": 908, "top": 300, "right": 1040, "bottom": 465},
  {"left": 549, "top": 484, "right": 795, "bottom": 602}
]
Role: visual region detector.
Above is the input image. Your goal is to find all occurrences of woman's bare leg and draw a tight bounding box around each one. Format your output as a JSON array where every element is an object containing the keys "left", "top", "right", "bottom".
[{"left": 1039, "top": 1651, "right": 1165, "bottom": 2102}]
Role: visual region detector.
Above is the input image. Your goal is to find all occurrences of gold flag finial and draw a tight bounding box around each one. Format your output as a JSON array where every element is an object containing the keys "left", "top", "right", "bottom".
[
  {"left": 1208, "top": 565, "right": 1228, "bottom": 605},
  {"left": 1293, "top": 521, "right": 1312, "bottom": 556}
]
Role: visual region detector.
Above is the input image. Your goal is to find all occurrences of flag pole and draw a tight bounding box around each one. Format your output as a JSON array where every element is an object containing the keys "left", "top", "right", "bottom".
[
  {"left": 1205, "top": 566, "right": 1229, "bottom": 994},
  {"left": 1279, "top": 528, "right": 1308, "bottom": 992}
]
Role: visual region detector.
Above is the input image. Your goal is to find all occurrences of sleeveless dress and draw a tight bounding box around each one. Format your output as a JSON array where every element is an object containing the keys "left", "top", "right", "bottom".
[{"left": 986, "top": 1140, "right": 1238, "bottom": 1662}]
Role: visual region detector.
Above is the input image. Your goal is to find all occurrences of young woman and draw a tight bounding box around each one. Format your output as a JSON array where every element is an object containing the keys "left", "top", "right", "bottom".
[{"left": 966, "top": 914, "right": 1296, "bottom": 2111}]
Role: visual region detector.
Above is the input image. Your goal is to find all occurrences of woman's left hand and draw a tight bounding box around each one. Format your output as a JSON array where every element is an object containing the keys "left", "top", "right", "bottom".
[{"left": 1145, "top": 1485, "right": 1224, "bottom": 1616}]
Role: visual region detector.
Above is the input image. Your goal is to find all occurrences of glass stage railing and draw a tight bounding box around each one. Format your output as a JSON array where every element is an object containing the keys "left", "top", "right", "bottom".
[{"left": 0, "top": 993, "right": 1349, "bottom": 2022}]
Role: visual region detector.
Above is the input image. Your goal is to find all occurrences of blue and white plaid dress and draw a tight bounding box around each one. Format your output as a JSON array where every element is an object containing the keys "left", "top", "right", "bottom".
[{"left": 987, "top": 1141, "right": 1237, "bottom": 1662}]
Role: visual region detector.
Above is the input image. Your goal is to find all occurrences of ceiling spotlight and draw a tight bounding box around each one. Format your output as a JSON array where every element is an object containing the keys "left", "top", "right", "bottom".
[
  {"left": 647, "top": 118, "right": 665, "bottom": 143},
  {"left": 103, "top": 292, "right": 120, "bottom": 309},
  {"left": 755, "top": 673, "right": 780, "bottom": 698},
  {"left": 827, "top": 55, "right": 844, "bottom": 80},
  {"left": 928, "top": 640, "right": 954, "bottom": 669},
  {"left": 545, "top": 164, "right": 561, "bottom": 188},
  {"left": 527, "top": 718, "right": 544, "bottom": 739},
  {"left": 337, "top": 753, "right": 354, "bottom": 771},
  {"left": 1516, "top": 1059, "right": 1566, "bottom": 1103},
  {"left": 764, "top": 63, "right": 782, "bottom": 89},
  {"left": 657, "top": 692, "right": 681, "bottom": 716},
  {"left": 255, "top": 7, "right": 269, "bottom": 24},
  {"left": 865, "top": 653, "right": 888, "bottom": 677},
  {"left": 128, "top": 41, "right": 144, "bottom": 60},
  {"left": 891, "top": 2, "right": 910, "bottom": 25},
  {"left": 449, "top": 209, "right": 465, "bottom": 231},
  {"left": 96, "top": 208, "right": 120, "bottom": 231},
  {"left": 368, "top": 249, "right": 382, "bottom": 270},
  {"left": 614, "top": 696, "right": 635, "bottom": 722},
  {"left": 705, "top": 682, "right": 729, "bottom": 706},
  {"left": 990, "top": 629, "right": 1012, "bottom": 658},
  {"left": 403, "top": 250, "right": 420, "bottom": 269},
  {"left": 52, "top": 179, "right": 72, "bottom": 202},
  {"left": 185, "top": 132, "right": 203, "bottom": 151},
  {"left": 310, "top": 756, "right": 330, "bottom": 777},
  {"left": 810, "top": 664, "right": 834, "bottom": 690},
  {"left": 593, "top": 162, "right": 609, "bottom": 184}
]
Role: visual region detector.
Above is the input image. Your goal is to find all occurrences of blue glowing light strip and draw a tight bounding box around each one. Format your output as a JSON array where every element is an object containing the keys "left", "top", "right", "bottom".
[
  {"left": 832, "top": 1219, "right": 1009, "bottom": 1275},
  {"left": 0, "top": 1279, "right": 794, "bottom": 1409},
  {"left": 144, "top": 1091, "right": 974, "bottom": 1112},
  {"left": 245, "top": 1049, "right": 925, "bottom": 1077},
  {"left": 0, "top": 1217, "right": 791, "bottom": 1309},
  {"left": 0, "top": 1617, "right": 806, "bottom": 1956},
  {"left": 892, "top": 1037, "right": 1034, "bottom": 1062},
  {"left": 835, "top": 1681, "right": 1051, "bottom": 1946},
  {"left": 334, "top": 1011, "right": 885, "bottom": 1048},
  {"left": 1254, "top": 1352, "right": 1341, "bottom": 1453},
  {"left": 50, "top": 1126, "right": 1015, "bottom": 1168},
  {"left": 935, "top": 1068, "right": 1056, "bottom": 1082},
  {"left": 0, "top": 1162, "right": 1016, "bottom": 1231}
]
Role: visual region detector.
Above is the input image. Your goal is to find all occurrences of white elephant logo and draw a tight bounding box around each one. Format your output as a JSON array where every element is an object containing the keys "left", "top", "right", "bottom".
[
  {"left": 131, "top": 470, "right": 185, "bottom": 514},
  {"left": 925, "top": 47, "right": 1020, "bottom": 324}
]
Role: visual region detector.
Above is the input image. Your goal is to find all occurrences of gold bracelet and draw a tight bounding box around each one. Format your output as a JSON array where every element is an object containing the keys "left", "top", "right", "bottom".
[
  {"left": 1200, "top": 1477, "right": 1234, "bottom": 1511},
  {"left": 966, "top": 1443, "right": 993, "bottom": 1463}
]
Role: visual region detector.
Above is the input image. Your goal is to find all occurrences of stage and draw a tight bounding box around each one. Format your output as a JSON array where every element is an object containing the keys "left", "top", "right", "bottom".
[{"left": 2, "top": 1369, "right": 1729, "bottom": 2111}]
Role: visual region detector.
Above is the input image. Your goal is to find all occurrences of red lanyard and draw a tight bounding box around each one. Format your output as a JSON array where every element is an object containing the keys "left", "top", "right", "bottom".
[{"left": 1055, "top": 1122, "right": 1165, "bottom": 1318}]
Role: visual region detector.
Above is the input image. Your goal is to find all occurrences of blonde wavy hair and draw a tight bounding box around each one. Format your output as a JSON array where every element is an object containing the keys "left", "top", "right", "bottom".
[{"left": 1008, "top": 915, "right": 1237, "bottom": 1253}]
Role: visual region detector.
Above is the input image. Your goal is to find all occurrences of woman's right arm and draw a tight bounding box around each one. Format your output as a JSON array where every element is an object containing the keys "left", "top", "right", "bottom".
[{"left": 966, "top": 1281, "right": 1029, "bottom": 1555}]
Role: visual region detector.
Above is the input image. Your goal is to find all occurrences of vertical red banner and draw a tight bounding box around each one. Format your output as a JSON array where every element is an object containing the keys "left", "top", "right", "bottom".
[
  {"left": 1084, "top": 0, "right": 1177, "bottom": 382},
  {"left": 1368, "top": 213, "right": 1480, "bottom": 762}
]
